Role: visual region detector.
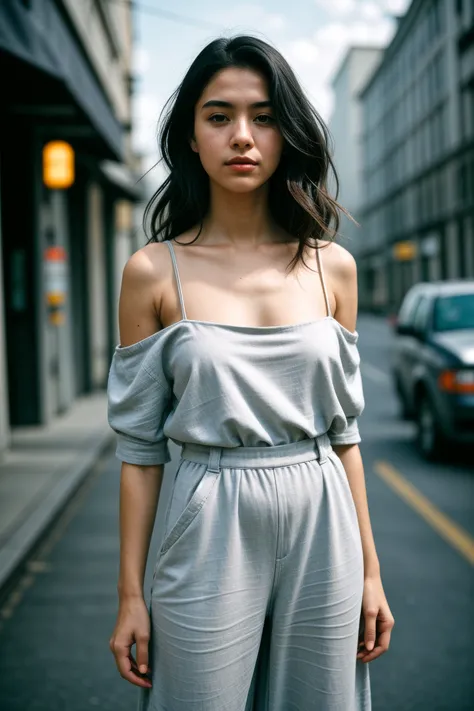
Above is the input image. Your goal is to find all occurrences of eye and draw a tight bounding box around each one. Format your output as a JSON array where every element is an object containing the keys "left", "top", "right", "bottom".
[
  {"left": 208, "top": 114, "right": 229, "bottom": 123},
  {"left": 255, "top": 114, "right": 275, "bottom": 125}
]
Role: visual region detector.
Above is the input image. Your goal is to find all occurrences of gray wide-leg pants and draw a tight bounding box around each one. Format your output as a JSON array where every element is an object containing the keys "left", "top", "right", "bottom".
[{"left": 139, "top": 435, "right": 371, "bottom": 710}]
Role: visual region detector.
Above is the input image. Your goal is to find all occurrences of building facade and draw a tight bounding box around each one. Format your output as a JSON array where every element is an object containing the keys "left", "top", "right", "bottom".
[
  {"left": 0, "top": 0, "right": 140, "bottom": 455},
  {"left": 358, "top": 0, "right": 474, "bottom": 313},
  {"left": 329, "top": 47, "right": 383, "bottom": 259}
]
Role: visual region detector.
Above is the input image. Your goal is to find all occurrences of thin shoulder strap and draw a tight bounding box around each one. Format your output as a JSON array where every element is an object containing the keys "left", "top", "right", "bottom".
[
  {"left": 165, "top": 240, "right": 187, "bottom": 320},
  {"left": 315, "top": 243, "right": 332, "bottom": 318}
]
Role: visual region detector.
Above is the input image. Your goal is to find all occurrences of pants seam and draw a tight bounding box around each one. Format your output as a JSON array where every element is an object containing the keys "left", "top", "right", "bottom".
[
  {"left": 267, "top": 558, "right": 281, "bottom": 619},
  {"left": 268, "top": 467, "right": 281, "bottom": 617}
]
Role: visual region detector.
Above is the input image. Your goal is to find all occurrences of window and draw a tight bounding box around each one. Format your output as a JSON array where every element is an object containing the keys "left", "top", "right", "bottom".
[
  {"left": 436, "top": 170, "right": 445, "bottom": 213},
  {"left": 398, "top": 288, "right": 423, "bottom": 326},
  {"left": 438, "top": 105, "right": 446, "bottom": 153},
  {"left": 458, "top": 163, "right": 469, "bottom": 202},
  {"left": 433, "top": 294, "right": 474, "bottom": 331},
  {"left": 413, "top": 296, "right": 432, "bottom": 333},
  {"left": 434, "top": 0, "right": 442, "bottom": 36},
  {"left": 461, "top": 85, "right": 474, "bottom": 140},
  {"left": 431, "top": 114, "right": 439, "bottom": 160}
]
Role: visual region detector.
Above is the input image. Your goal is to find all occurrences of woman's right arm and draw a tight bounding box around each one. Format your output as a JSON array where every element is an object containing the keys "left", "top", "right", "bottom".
[
  {"left": 110, "top": 461, "right": 162, "bottom": 689},
  {"left": 108, "top": 248, "right": 167, "bottom": 690}
]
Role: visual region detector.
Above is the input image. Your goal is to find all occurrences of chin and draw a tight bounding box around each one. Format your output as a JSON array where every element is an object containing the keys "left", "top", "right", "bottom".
[{"left": 217, "top": 177, "right": 268, "bottom": 194}]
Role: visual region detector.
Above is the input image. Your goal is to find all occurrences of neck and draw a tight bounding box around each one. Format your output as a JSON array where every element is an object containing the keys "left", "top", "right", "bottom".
[{"left": 202, "top": 181, "right": 284, "bottom": 246}]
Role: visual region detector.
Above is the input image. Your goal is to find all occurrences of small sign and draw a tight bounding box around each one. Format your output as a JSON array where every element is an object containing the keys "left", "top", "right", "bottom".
[
  {"left": 44, "top": 246, "right": 67, "bottom": 325},
  {"left": 393, "top": 241, "right": 417, "bottom": 261}
]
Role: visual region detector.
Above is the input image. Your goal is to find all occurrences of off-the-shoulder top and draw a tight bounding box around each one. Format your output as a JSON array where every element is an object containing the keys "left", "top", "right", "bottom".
[{"left": 107, "top": 241, "right": 365, "bottom": 466}]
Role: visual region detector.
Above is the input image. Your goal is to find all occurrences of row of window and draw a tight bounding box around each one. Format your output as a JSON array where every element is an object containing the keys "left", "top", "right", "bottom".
[
  {"left": 461, "top": 83, "right": 474, "bottom": 141},
  {"left": 458, "top": 157, "right": 474, "bottom": 204},
  {"left": 363, "top": 1, "right": 445, "bottom": 127},
  {"left": 364, "top": 104, "right": 448, "bottom": 200},
  {"left": 362, "top": 159, "right": 469, "bottom": 245},
  {"left": 456, "top": 0, "right": 474, "bottom": 23},
  {"left": 381, "top": 0, "right": 444, "bottom": 98},
  {"left": 364, "top": 51, "right": 447, "bottom": 167}
]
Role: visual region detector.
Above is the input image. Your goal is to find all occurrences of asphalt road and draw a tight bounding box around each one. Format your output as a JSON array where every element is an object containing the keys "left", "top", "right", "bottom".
[{"left": 0, "top": 314, "right": 472, "bottom": 711}]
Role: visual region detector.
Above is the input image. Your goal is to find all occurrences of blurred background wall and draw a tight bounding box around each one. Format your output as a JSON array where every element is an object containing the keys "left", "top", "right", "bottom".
[{"left": 0, "top": 0, "right": 142, "bottom": 455}]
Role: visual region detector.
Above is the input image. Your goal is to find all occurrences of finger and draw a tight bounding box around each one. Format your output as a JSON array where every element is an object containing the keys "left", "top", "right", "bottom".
[
  {"left": 113, "top": 642, "right": 152, "bottom": 688},
  {"left": 128, "top": 653, "right": 153, "bottom": 682},
  {"left": 357, "top": 628, "right": 392, "bottom": 663},
  {"left": 357, "top": 643, "right": 386, "bottom": 663},
  {"left": 135, "top": 633, "right": 150, "bottom": 675},
  {"left": 357, "top": 645, "right": 388, "bottom": 664},
  {"left": 129, "top": 654, "right": 152, "bottom": 679},
  {"left": 364, "top": 609, "right": 378, "bottom": 652}
]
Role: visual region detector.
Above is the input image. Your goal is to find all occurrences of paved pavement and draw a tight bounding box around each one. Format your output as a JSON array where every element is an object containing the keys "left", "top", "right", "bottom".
[
  {"left": 0, "top": 393, "right": 113, "bottom": 590},
  {"left": 0, "top": 315, "right": 473, "bottom": 710}
]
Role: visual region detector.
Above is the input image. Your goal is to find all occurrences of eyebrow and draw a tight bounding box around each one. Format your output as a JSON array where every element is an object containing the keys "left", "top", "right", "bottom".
[{"left": 201, "top": 100, "right": 272, "bottom": 110}]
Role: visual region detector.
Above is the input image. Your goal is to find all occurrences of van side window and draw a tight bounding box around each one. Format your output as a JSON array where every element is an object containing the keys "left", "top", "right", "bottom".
[
  {"left": 412, "top": 296, "right": 432, "bottom": 333},
  {"left": 398, "top": 290, "right": 423, "bottom": 327}
]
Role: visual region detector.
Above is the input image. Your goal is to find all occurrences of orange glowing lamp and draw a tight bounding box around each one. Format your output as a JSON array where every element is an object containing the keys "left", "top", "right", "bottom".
[{"left": 43, "top": 141, "right": 75, "bottom": 189}]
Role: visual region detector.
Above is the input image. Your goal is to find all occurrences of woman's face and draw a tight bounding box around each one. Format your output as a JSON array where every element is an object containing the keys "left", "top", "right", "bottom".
[{"left": 191, "top": 67, "right": 284, "bottom": 193}]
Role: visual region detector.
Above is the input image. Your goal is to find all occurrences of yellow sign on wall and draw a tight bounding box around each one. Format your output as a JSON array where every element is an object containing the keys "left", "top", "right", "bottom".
[
  {"left": 43, "top": 141, "right": 75, "bottom": 189},
  {"left": 393, "top": 240, "right": 417, "bottom": 261}
]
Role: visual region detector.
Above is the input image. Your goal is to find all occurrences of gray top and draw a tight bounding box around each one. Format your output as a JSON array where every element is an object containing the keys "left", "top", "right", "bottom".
[{"left": 107, "top": 241, "right": 365, "bottom": 465}]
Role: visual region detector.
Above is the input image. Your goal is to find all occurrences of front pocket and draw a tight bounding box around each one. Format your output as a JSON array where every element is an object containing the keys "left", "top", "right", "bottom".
[{"left": 158, "top": 464, "right": 221, "bottom": 557}]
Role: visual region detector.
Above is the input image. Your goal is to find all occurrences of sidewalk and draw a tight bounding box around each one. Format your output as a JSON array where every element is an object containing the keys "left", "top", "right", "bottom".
[{"left": 0, "top": 393, "right": 113, "bottom": 590}]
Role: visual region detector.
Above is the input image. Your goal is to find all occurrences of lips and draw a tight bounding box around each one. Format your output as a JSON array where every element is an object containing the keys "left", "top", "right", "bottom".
[{"left": 225, "top": 157, "right": 258, "bottom": 165}]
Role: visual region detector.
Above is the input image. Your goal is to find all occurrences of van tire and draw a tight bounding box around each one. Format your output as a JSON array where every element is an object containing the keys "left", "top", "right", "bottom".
[{"left": 416, "top": 391, "right": 446, "bottom": 460}]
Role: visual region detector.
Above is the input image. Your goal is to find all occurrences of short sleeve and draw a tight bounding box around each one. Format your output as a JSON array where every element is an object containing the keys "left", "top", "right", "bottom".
[
  {"left": 107, "top": 341, "right": 172, "bottom": 466},
  {"left": 327, "top": 331, "right": 365, "bottom": 446},
  {"left": 328, "top": 415, "right": 361, "bottom": 446}
]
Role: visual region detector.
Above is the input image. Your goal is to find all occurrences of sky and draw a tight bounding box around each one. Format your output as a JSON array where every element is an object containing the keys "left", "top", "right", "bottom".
[{"left": 131, "top": 0, "right": 412, "bottom": 173}]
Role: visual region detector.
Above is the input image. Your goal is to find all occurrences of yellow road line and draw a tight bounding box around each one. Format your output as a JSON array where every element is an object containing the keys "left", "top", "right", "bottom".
[{"left": 374, "top": 460, "right": 474, "bottom": 566}]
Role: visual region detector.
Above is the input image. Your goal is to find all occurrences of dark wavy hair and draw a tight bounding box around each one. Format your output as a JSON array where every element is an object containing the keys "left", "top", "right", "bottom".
[{"left": 144, "top": 35, "right": 350, "bottom": 270}]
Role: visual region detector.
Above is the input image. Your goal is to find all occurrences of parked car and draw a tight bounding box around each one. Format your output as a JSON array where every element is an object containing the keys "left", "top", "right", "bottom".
[{"left": 392, "top": 280, "right": 474, "bottom": 459}]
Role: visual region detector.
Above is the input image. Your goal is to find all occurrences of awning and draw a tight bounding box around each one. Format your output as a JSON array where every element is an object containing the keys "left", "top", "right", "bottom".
[
  {"left": 0, "top": 0, "right": 123, "bottom": 160},
  {"left": 100, "top": 161, "right": 145, "bottom": 202}
]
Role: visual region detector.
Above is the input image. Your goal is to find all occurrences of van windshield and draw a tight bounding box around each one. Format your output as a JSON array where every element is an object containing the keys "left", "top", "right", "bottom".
[{"left": 433, "top": 294, "right": 474, "bottom": 332}]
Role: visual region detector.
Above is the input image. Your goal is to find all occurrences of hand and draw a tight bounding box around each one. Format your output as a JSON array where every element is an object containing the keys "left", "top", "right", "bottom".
[
  {"left": 357, "top": 575, "right": 395, "bottom": 663},
  {"left": 109, "top": 596, "right": 153, "bottom": 688}
]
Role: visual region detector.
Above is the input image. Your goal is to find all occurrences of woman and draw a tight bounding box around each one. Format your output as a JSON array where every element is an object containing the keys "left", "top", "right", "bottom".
[{"left": 108, "top": 35, "right": 394, "bottom": 710}]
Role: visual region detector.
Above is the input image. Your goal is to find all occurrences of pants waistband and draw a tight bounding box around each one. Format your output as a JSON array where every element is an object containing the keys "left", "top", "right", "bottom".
[{"left": 180, "top": 434, "right": 331, "bottom": 471}]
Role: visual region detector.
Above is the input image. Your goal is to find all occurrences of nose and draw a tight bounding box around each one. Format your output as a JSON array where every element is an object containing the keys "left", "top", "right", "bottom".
[{"left": 230, "top": 117, "right": 255, "bottom": 150}]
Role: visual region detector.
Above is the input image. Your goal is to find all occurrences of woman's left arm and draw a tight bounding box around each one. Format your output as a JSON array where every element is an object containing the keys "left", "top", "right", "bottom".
[
  {"left": 328, "top": 243, "right": 395, "bottom": 663},
  {"left": 333, "top": 444, "right": 394, "bottom": 663}
]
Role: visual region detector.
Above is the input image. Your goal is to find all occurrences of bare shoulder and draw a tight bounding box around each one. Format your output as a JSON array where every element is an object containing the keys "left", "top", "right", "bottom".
[
  {"left": 319, "top": 240, "right": 358, "bottom": 331},
  {"left": 319, "top": 240, "right": 357, "bottom": 283},
  {"left": 122, "top": 241, "right": 170, "bottom": 288},
  {"left": 118, "top": 242, "right": 171, "bottom": 347}
]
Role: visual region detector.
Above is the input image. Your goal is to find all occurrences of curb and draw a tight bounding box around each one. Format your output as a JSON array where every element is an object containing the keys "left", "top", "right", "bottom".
[{"left": 0, "top": 429, "right": 114, "bottom": 592}]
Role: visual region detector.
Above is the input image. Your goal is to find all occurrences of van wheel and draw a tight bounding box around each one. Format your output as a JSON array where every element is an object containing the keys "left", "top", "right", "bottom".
[
  {"left": 416, "top": 392, "right": 445, "bottom": 460},
  {"left": 394, "top": 373, "right": 411, "bottom": 420}
]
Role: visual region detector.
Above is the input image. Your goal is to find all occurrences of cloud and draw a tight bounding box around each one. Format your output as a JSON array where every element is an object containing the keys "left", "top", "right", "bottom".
[
  {"left": 133, "top": 47, "right": 151, "bottom": 77},
  {"left": 314, "top": 0, "right": 357, "bottom": 16},
  {"left": 132, "top": 92, "right": 162, "bottom": 158},
  {"left": 287, "top": 39, "right": 321, "bottom": 65},
  {"left": 315, "top": 0, "right": 411, "bottom": 18},
  {"left": 360, "top": 1, "right": 384, "bottom": 20},
  {"left": 216, "top": 4, "right": 287, "bottom": 33},
  {"left": 283, "top": 0, "right": 406, "bottom": 120},
  {"left": 383, "top": 0, "right": 411, "bottom": 14}
]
